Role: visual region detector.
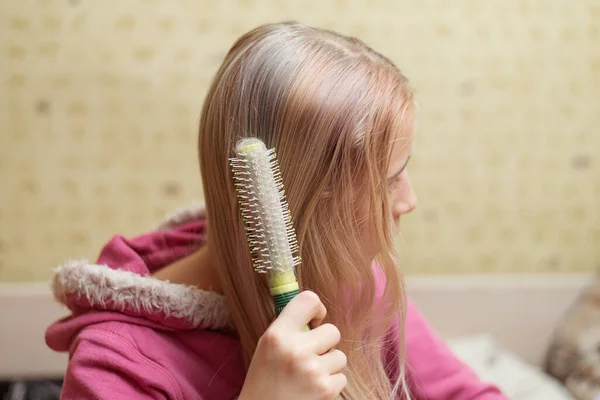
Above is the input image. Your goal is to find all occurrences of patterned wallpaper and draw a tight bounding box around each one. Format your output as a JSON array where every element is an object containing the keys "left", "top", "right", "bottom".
[{"left": 1, "top": 0, "right": 599, "bottom": 281}]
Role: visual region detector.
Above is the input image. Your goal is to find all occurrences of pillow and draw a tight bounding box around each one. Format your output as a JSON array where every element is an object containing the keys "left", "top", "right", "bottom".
[
  {"left": 545, "top": 278, "right": 600, "bottom": 400},
  {"left": 449, "top": 334, "right": 575, "bottom": 400}
]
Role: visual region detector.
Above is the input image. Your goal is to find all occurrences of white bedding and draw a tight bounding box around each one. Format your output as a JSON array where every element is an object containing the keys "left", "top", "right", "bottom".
[{"left": 449, "top": 335, "right": 575, "bottom": 400}]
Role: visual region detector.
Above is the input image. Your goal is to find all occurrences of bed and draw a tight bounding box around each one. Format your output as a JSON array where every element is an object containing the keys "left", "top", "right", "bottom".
[{"left": 0, "top": 274, "right": 589, "bottom": 398}]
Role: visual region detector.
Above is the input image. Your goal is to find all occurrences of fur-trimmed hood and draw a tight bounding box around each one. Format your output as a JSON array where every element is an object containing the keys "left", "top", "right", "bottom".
[{"left": 46, "top": 203, "right": 234, "bottom": 352}]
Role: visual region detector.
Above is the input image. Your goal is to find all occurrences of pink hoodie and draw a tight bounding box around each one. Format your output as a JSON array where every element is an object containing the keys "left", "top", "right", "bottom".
[{"left": 45, "top": 204, "right": 506, "bottom": 399}]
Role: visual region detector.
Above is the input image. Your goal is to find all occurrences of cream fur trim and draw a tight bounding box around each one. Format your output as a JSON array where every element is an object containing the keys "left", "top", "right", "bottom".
[
  {"left": 52, "top": 260, "right": 233, "bottom": 330},
  {"left": 156, "top": 201, "right": 206, "bottom": 231}
]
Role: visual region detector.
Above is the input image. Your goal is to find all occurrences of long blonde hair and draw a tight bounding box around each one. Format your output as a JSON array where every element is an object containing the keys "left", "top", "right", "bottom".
[{"left": 198, "top": 22, "right": 414, "bottom": 399}]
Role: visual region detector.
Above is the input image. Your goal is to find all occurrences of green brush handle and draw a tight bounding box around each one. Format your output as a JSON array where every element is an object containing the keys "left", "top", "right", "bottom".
[
  {"left": 272, "top": 289, "right": 310, "bottom": 332},
  {"left": 272, "top": 288, "right": 300, "bottom": 316},
  {"left": 272, "top": 289, "right": 342, "bottom": 400},
  {"left": 272, "top": 285, "right": 343, "bottom": 398}
]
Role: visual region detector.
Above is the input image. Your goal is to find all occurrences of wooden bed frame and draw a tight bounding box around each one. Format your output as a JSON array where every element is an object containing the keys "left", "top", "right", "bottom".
[{"left": 0, "top": 274, "right": 590, "bottom": 379}]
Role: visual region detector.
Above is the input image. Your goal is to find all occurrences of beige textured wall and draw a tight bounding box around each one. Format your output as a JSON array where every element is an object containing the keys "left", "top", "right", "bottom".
[{"left": 1, "top": 0, "right": 599, "bottom": 282}]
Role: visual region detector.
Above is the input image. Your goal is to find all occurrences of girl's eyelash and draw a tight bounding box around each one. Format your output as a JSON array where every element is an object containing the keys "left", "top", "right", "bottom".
[
  {"left": 387, "top": 169, "right": 407, "bottom": 190},
  {"left": 388, "top": 175, "right": 403, "bottom": 189}
]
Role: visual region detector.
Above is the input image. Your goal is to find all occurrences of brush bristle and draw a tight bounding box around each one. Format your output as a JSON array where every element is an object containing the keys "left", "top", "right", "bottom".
[{"left": 230, "top": 138, "right": 301, "bottom": 274}]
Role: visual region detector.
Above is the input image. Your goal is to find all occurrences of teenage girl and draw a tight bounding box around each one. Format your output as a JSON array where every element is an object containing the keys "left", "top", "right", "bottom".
[{"left": 47, "top": 22, "right": 507, "bottom": 399}]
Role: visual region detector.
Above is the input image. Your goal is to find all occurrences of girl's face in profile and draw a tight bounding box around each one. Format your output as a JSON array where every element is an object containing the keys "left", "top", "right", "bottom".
[
  {"left": 387, "top": 131, "right": 417, "bottom": 231},
  {"left": 361, "top": 126, "right": 417, "bottom": 259}
]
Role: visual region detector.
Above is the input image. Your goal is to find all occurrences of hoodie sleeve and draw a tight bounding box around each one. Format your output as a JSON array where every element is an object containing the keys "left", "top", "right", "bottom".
[
  {"left": 61, "top": 328, "right": 183, "bottom": 400},
  {"left": 405, "top": 301, "right": 508, "bottom": 400}
]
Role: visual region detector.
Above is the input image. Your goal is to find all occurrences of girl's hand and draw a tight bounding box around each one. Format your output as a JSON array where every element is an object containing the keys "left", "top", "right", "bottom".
[{"left": 239, "top": 291, "right": 347, "bottom": 400}]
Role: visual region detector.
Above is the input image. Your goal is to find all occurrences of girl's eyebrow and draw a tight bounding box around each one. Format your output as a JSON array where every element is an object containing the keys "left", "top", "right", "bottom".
[{"left": 387, "top": 156, "right": 411, "bottom": 180}]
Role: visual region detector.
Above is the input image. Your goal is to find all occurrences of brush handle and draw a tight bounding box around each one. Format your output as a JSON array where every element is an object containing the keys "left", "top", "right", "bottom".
[
  {"left": 272, "top": 289, "right": 300, "bottom": 315},
  {"left": 272, "top": 289, "right": 311, "bottom": 332},
  {"left": 272, "top": 289, "right": 343, "bottom": 399}
]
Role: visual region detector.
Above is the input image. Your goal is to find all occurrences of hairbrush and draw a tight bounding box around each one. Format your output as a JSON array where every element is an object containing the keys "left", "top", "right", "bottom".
[
  {"left": 230, "top": 138, "right": 303, "bottom": 316},
  {"left": 232, "top": 138, "right": 344, "bottom": 400}
]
